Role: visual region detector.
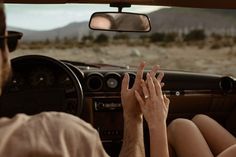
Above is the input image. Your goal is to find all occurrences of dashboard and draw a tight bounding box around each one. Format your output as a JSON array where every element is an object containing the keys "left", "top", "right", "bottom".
[{"left": 0, "top": 55, "right": 236, "bottom": 157}]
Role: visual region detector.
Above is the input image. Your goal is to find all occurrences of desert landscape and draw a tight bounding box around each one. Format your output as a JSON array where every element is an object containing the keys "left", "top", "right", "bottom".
[
  {"left": 10, "top": 42, "right": 236, "bottom": 77},
  {"left": 8, "top": 7, "right": 236, "bottom": 77}
]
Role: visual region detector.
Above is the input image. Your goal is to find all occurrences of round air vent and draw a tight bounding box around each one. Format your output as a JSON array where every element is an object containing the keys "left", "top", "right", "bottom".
[
  {"left": 86, "top": 73, "right": 104, "bottom": 92},
  {"left": 105, "top": 72, "right": 121, "bottom": 89},
  {"left": 219, "top": 76, "right": 234, "bottom": 93}
]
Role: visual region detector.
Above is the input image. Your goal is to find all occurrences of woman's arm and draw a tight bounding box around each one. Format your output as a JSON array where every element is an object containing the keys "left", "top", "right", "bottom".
[
  {"left": 149, "top": 121, "right": 169, "bottom": 157},
  {"left": 135, "top": 72, "right": 170, "bottom": 157}
]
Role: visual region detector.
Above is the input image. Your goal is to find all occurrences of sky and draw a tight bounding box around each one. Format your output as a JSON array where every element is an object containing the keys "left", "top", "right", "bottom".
[{"left": 5, "top": 4, "right": 163, "bottom": 31}]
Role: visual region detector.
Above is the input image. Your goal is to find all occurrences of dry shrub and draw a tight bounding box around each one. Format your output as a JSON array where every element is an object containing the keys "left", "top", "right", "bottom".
[{"left": 210, "top": 43, "right": 221, "bottom": 49}]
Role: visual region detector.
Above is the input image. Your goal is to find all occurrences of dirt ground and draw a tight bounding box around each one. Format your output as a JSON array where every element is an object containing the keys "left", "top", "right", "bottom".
[{"left": 10, "top": 44, "right": 236, "bottom": 77}]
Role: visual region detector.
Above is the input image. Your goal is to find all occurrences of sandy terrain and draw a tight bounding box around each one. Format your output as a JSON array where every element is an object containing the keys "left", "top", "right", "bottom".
[{"left": 10, "top": 44, "right": 236, "bottom": 77}]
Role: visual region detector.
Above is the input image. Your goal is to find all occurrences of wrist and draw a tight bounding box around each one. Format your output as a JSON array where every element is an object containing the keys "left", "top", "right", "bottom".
[
  {"left": 148, "top": 120, "right": 166, "bottom": 130},
  {"left": 123, "top": 113, "right": 143, "bottom": 124}
]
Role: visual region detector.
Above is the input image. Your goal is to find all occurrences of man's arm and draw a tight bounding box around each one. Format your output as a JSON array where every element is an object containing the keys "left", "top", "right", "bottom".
[
  {"left": 119, "top": 63, "right": 161, "bottom": 157},
  {"left": 119, "top": 114, "right": 145, "bottom": 157},
  {"left": 119, "top": 63, "right": 146, "bottom": 157}
]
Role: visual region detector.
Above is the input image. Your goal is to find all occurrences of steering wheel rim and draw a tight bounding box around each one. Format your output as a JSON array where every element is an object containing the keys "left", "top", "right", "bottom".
[{"left": 1, "top": 55, "right": 84, "bottom": 117}]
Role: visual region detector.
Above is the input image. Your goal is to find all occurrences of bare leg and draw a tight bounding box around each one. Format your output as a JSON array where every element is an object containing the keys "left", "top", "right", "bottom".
[
  {"left": 192, "top": 115, "right": 236, "bottom": 156},
  {"left": 217, "top": 144, "right": 236, "bottom": 157},
  {"left": 168, "top": 144, "right": 176, "bottom": 157},
  {"left": 168, "top": 118, "right": 214, "bottom": 157}
]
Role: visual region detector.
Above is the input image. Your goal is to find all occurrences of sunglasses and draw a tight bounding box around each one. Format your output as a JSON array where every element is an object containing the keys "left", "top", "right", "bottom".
[{"left": 0, "top": 31, "right": 23, "bottom": 52}]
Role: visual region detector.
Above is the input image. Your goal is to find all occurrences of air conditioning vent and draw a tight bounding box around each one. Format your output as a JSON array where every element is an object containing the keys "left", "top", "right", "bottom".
[
  {"left": 219, "top": 76, "right": 234, "bottom": 93},
  {"left": 87, "top": 73, "right": 104, "bottom": 91},
  {"left": 105, "top": 72, "right": 121, "bottom": 89}
]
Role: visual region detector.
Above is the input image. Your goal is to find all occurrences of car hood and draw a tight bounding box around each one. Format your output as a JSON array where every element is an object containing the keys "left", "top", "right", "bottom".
[{"left": 4, "top": 0, "right": 236, "bottom": 9}]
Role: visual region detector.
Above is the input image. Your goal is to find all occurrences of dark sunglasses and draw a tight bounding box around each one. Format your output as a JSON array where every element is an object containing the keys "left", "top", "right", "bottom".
[{"left": 0, "top": 31, "right": 23, "bottom": 52}]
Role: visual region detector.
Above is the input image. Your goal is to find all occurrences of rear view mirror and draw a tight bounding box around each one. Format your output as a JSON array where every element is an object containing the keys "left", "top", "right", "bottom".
[{"left": 89, "top": 12, "right": 151, "bottom": 32}]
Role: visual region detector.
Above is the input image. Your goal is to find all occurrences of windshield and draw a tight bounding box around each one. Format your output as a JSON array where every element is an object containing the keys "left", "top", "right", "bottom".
[{"left": 6, "top": 4, "right": 236, "bottom": 77}]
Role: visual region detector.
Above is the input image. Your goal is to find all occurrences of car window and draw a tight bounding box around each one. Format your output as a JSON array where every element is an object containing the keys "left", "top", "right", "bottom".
[{"left": 6, "top": 4, "right": 236, "bottom": 77}]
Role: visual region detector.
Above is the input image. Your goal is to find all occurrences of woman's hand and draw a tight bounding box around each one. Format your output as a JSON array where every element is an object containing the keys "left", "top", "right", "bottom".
[
  {"left": 135, "top": 72, "right": 170, "bottom": 128},
  {"left": 121, "top": 62, "right": 161, "bottom": 120}
]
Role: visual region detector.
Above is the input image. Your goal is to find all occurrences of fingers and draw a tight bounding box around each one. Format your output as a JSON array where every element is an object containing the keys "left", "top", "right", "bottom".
[
  {"left": 133, "top": 62, "right": 145, "bottom": 87},
  {"left": 149, "top": 65, "right": 160, "bottom": 78},
  {"left": 156, "top": 81, "right": 163, "bottom": 97},
  {"left": 163, "top": 94, "right": 170, "bottom": 112},
  {"left": 157, "top": 71, "right": 164, "bottom": 83},
  {"left": 149, "top": 65, "right": 164, "bottom": 89},
  {"left": 121, "top": 73, "right": 129, "bottom": 93},
  {"left": 164, "top": 94, "right": 170, "bottom": 105},
  {"left": 141, "top": 64, "right": 165, "bottom": 99},
  {"left": 135, "top": 90, "right": 145, "bottom": 107},
  {"left": 141, "top": 80, "right": 149, "bottom": 98},
  {"left": 146, "top": 73, "right": 156, "bottom": 99}
]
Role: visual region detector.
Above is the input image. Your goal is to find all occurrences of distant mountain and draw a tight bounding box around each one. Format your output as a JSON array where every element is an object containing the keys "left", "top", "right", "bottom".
[
  {"left": 8, "top": 7, "right": 236, "bottom": 42},
  {"left": 9, "top": 22, "right": 89, "bottom": 42},
  {"left": 149, "top": 7, "right": 236, "bottom": 34}
]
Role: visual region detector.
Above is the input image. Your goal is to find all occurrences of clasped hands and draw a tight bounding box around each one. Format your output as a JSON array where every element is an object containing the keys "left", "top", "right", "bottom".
[{"left": 121, "top": 62, "right": 170, "bottom": 126}]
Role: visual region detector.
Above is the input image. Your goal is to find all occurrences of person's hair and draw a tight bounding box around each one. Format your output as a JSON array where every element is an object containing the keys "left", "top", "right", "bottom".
[
  {"left": 116, "top": 14, "right": 148, "bottom": 31},
  {"left": 93, "top": 13, "right": 116, "bottom": 29}
]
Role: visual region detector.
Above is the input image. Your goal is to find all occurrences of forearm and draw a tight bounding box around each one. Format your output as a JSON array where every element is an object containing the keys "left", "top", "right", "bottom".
[
  {"left": 149, "top": 122, "right": 169, "bottom": 157},
  {"left": 119, "top": 115, "right": 145, "bottom": 157}
]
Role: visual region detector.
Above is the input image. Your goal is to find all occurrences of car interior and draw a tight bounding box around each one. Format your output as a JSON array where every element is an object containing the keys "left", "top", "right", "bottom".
[{"left": 1, "top": 0, "right": 236, "bottom": 157}]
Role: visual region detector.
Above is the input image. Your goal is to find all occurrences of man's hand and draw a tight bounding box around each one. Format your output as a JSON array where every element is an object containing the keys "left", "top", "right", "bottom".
[{"left": 119, "top": 62, "right": 163, "bottom": 157}]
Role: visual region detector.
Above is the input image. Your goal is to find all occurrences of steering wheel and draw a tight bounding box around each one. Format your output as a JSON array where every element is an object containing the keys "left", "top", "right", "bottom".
[{"left": 0, "top": 55, "right": 84, "bottom": 117}]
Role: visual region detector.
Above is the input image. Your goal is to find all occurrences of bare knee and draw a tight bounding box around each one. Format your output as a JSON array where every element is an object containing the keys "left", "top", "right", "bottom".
[
  {"left": 168, "top": 118, "right": 196, "bottom": 144},
  {"left": 168, "top": 118, "right": 195, "bottom": 132},
  {"left": 192, "top": 114, "right": 209, "bottom": 124},
  {"left": 192, "top": 114, "right": 213, "bottom": 128}
]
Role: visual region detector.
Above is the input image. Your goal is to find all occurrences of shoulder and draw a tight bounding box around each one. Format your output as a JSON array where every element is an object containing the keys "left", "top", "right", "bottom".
[
  {"left": 31, "top": 112, "right": 98, "bottom": 135},
  {"left": 0, "top": 112, "right": 98, "bottom": 138}
]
